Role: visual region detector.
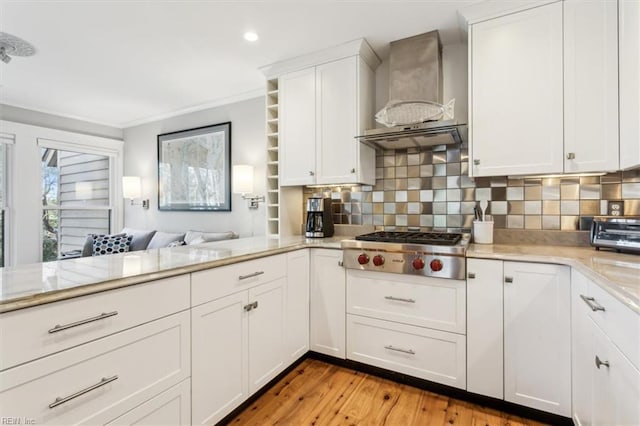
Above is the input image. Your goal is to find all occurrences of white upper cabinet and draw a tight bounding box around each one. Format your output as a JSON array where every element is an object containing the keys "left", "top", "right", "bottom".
[
  {"left": 270, "top": 39, "right": 379, "bottom": 187},
  {"left": 467, "top": 0, "right": 625, "bottom": 176},
  {"left": 279, "top": 68, "right": 317, "bottom": 186},
  {"left": 564, "top": 0, "right": 619, "bottom": 173},
  {"left": 470, "top": 2, "right": 564, "bottom": 176},
  {"left": 620, "top": 0, "right": 640, "bottom": 170}
]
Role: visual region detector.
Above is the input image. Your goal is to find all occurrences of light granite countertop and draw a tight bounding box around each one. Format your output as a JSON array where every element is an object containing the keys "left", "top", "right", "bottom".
[
  {"left": 0, "top": 236, "right": 345, "bottom": 313},
  {"left": 2, "top": 235, "right": 639, "bottom": 316},
  {"left": 468, "top": 244, "right": 640, "bottom": 314}
]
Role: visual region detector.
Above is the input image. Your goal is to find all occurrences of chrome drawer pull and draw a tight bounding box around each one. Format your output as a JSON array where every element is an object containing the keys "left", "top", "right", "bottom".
[
  {"left": 384, "top": 345, "right": 415, "bottom": 355},
  {"left": 384, "top": 296, "right": 416, "bottom": 303},
  {"left": 595, "top": 355, "right": 610, "bottom": 369},
  {"left": 49, "top": 375, "right": 118, "bottom": 409},
  {"left": 238, "top": 271, "right": 265, "bottom": 280},
  {"left": 244, "top": 301, "right": 259, "bottom": 311},
  {"left": 48, "top": 311, "right": 118, "bottom": 334},
  {"left": 468, "top": 272, "right": 476, "bottom": 279},
  {"left": 580, "top": 295, "right": 606, "bottom": 312},
  {"left": 504, "top": 276, "right": 513, "bottom": 283}
]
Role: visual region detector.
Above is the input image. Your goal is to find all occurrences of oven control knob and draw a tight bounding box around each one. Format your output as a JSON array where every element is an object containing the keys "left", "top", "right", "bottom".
[
  {"left": 357, "top": 253, "right": 369, "bottom": 265},
  {"left": 372, "top": 255, "right": 385, "bottom": 266},
  {"left": 412, "top": 258, "right": 425, "bottom": 270},
  {"left": 430, "top": 259, "right": 444, "bottom": 272}
]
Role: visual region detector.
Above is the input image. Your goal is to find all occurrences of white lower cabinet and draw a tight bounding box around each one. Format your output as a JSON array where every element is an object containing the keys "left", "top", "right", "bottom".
[
  {"left": 310, "top": 248, "right": 346, "bottom": 358},
  {"left": 106, "top": 379, "right": 191, "bottom": 425},
  {"left": 572, "top": 269, "right": 640, "bottom": 426},
  {"left": 0, "top": 311, "right": 190, "bottom": 425},
  {"left": 503, "top": 261, "right": 571, "bottom": 417},
  {"left": 285, "top": 250, "right": 310, "bottom": 362},
  {"left": 347, "top": 314, "right": 466, "bottom": 389}
]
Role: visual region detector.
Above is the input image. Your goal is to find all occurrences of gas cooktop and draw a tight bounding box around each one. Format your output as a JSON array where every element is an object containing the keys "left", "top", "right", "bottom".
[{"left": 355, "top": 231, "right": 462, "bottom": 246}]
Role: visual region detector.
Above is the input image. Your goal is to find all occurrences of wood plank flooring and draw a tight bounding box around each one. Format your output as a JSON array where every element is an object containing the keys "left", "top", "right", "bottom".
[{"left": 228, "top": 359, "right": 547, "bottom": 426}]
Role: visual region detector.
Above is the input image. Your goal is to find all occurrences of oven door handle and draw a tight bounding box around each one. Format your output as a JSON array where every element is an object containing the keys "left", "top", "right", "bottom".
[{"left": 384, "top": 296, "right": 416, "bottom": 303}]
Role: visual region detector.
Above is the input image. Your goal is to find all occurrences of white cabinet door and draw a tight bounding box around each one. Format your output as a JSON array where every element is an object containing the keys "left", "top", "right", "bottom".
[
  {"left": 503, "top": 261, "right": 571, "bottom": 416},
  {"left": 470, "top": 2, "right": 563, "bottom": 177},
  {"left": 191, "top": 292, "right": 248, "bottom": 426},
  {"left": 620, "top": 0, "right": 640, "bottom": 170},
  {"left": 310, "top": 249, "right": 346, "bottom": 359},
  {"left": 564, "top": 0, "right": 619, "bottom": 173},
  {"left": 466, "top": 258, "right": 503, "bottom": 400},
  {"left": 316, "top": 57, "right": 359, "bottom": 185},
  {"left": 279, "top": 67, "right": 316, "bottom": 186},
  {"left": 285, "top": 249, "right": 310, "bottom": 361},
  {"left": 106, "top": 379, "right": 191, "bottom": 426},
  {"left": 571, "top": 269, "right": 596, "bottom": 426},
  {"left": 248, "top": 278, "right": 286, "bottom": 393}
]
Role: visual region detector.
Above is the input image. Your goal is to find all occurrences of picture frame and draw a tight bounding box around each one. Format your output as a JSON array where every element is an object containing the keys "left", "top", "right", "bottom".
[{"left": 157, "top": 122, "right": 231, "bottom": 211}]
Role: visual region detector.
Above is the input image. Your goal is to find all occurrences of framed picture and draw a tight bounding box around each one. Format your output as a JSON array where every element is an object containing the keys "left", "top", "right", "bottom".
[{"left": 157, "top": 122, "right": 231, "bottom": 211}]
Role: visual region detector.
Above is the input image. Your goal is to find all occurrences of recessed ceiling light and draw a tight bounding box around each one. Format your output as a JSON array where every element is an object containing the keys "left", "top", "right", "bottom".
[{"left": 244, "top": 32, "right": 258, "bottom": 42}]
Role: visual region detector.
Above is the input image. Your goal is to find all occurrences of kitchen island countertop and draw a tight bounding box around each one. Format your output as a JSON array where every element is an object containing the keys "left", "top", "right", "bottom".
[{"left": 0, "top": 235, "right": 345, "bottom": 313}]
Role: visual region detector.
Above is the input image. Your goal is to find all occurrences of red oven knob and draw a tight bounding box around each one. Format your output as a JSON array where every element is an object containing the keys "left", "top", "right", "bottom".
[
  {"left": 430, "top": 259, "right": 444, "bottom": 272},
  {"left": 372, "top": 255, "right": 385, "bottom": 266},
  {"left": 412, "top": 258, "right": 425, "bottom": 270},
  {"left": 357, "top": 253, "right": 369, "bottom": 265}
]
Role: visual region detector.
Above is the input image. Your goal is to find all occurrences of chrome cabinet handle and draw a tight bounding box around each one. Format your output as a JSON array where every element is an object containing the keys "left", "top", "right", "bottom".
[
  {"left": 504, "top": 276, "right": 513, "bottom": 283},
  {"left": 566, "top": 152, "right": 576, "bottom": 160},
  {"left": 309, "top": 171, "right": 314, "bottom": 176},
  {"left": 338, "top": 260, "right": 344, "bottom": 267},
  {"left": 238, "top": 271, "right": 264, "bottom": 281},
  {"left": 244, "top": 301, "right": 258, "bottom": 311},
  {"left": 473, "top": 159, "right": 480, "bottom": 165},
  {"left": 350, "top": 168, "right": 356, "bottom": 173},
  {"left": 384, "top": 345, "right": 415, "bottom": 355},
  {"left": 49, "top": 375, "right": 118, "bottom": 409},
  {"left": 48, "top": 311, "right": 118, "bottom": 334},
  {"left": 385, "top": 296, "right": 416, "bottom": 303},
  {"left": 580, "top": 295, "right": 605, "bottom": 312},
  {"left": 595, "top": 355, "right": 610, "bottom": 369},
  {"left": 468, "top": 272, "right": 476, "bottom": 279}
]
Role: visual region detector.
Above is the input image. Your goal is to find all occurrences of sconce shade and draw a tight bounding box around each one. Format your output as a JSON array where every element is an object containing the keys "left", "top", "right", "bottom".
[
  {"left": 233, "top": 165, "right": 254, "bottom": 194},
  {"left": 123, "top": 176, "right": 142, "bottom": 199}
]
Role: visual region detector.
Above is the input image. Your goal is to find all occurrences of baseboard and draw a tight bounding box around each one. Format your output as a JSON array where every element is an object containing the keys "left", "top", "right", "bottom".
[{"left": 308, "top": 351, "right": 574, "bottom": 426}]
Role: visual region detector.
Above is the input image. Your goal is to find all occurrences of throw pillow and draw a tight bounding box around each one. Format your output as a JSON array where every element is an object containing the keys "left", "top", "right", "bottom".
[
  {"left": 147, "top": 231, "right": 186, "bottom": 249},
  {"left": 167, "top": 240, "right": 187, "bottom": 247},
  {"left": 82, "top": 232, "right": 126, "bottom": 257},
  {"left": 92, "top": 234, "right": 133, "bottom": 256},
  {"left": 121, "top": 228, "right": 157, "bottom": 251},
  {"left": 184, "top": 230, "right": 239, "bottom": 244}
]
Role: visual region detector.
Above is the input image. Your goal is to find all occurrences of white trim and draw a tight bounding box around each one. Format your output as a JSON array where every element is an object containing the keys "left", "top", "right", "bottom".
[
  {"left": 458, "top": 0, "right": 560, "bottom": 25},
  {"left": 0, "top": 133, "right": 16, "bottom": 145},
  {"left": 0, "top": 102, "right": 123, "bottom": 129},
  {"left": 121, "top": 88, "right": 265, "bottom": 128}
]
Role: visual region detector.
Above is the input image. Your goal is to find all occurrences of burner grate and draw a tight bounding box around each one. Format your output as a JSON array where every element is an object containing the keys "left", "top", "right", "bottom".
[{"left": 355, "top": 231, "right": 462, "bottom": 246}]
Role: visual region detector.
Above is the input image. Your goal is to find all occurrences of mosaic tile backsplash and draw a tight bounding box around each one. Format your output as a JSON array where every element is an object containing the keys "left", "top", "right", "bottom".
[{"left": 303, "top": 145, "right": 640, "bottom": 232}]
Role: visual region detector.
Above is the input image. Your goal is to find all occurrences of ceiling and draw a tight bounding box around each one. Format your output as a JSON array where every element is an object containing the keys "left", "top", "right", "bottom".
[{"left": 0, "top": 1, "right": 476, "bottom": 129}]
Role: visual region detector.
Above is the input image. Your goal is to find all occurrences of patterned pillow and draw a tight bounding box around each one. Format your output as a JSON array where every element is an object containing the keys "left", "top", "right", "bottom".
[
  {"left": 167, "top": 240, "right": 187, "bottom": 247},
  {"left": 92, "top": 234, "right": 133, "bottom": 256}
]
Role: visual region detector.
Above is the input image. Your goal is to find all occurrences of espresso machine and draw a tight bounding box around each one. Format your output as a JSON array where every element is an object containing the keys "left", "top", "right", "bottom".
[{"left": 305, "top": 197, "right": 334, "bottom": 238}]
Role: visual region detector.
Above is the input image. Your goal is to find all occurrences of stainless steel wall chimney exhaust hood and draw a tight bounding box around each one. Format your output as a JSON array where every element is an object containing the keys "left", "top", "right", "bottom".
[{"left": 357, "top": 30, "right": 466, "bottom": 150}]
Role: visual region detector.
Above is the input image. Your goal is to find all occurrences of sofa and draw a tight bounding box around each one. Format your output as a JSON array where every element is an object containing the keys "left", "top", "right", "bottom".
[{"left": 60, "top": 229, "right": 239, "bottom": 259}]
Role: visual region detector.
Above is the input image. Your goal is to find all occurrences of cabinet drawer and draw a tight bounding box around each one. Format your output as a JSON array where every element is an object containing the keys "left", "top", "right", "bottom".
[
  {"left": 0, "top": 311, "right": 190, "bottom": 425},
  {"left": 346, "top": 270, "right": 466, "bottom": 333},
  {"left": 347, "top": 314, "right": 466, "bottom": 389},
  {"left": 585, "top": 281, "right": 640, "bottom": 370},
  {"left": 191, "top": 254, "right": 287, "bottom": 305},
  {"left": 0, "top": 275, "right": 190, "bottom": 371}
]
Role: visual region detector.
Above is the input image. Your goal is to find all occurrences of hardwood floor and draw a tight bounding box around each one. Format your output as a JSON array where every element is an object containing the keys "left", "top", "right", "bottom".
[{"left": 228, "top": 359, "right": 547, "bottom": 426}]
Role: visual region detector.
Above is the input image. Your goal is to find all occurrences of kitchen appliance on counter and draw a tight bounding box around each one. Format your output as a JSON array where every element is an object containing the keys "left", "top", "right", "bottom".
[
  {"left": 590, "top": 216, "right": 640, "bottom": 253},
  {"left": 341, "top": 231, "right": 471, "bottom": 279},
  {"left": 305, "top": 197, "right": 334, "bottom": 238}
]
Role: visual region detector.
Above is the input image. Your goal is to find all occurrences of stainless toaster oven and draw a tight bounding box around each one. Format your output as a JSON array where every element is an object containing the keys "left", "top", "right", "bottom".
[{"left": 590, "top": 216, "right": 640, "bottom": 253}]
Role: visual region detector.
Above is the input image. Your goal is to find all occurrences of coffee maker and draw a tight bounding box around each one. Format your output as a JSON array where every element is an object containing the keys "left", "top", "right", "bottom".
[{"left": 305, "top": 197, "right": 334, "bottom": 238}]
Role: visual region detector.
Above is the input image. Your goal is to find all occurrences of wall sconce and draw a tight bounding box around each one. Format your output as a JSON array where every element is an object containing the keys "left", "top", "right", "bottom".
[
  {"left": 233, "top": 165, "right": 264, "bottom": 209},
  {"left": 122, "top": 176, "right": 149, "bottom": 209}
]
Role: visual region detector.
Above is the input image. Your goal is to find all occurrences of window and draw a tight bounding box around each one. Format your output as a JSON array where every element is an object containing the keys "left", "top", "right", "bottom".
[
  {"left": 0, "top": 143, "right": 6, "bottom": 266},
  {"left": 41, "top": 148, "right": 112, "bottom": 261}
]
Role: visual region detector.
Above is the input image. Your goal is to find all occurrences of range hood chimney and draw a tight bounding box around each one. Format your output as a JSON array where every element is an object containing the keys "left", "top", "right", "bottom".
[{"left": 358, "top": 30, "right": 466, "bottom": 150}]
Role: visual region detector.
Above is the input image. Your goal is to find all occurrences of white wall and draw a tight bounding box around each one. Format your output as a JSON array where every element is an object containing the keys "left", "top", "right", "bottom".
[{"left": 122, "top": 96, "right": 267, "bottom": 237}]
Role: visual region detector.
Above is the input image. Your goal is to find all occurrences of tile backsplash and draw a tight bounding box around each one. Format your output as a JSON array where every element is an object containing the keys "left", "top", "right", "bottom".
[{"left": 303, "top": 145, "right": 640, "bottom": 232}]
